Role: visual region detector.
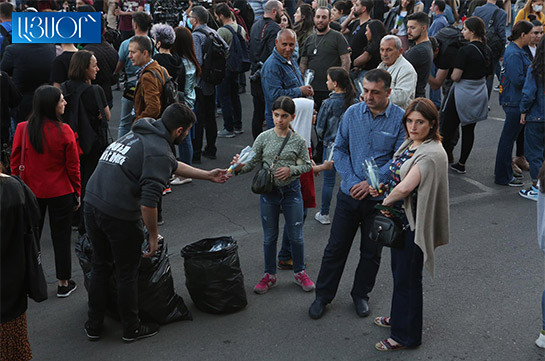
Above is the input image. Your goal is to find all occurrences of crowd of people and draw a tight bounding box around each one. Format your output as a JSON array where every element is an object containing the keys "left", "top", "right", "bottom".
[{"left": 0, "top": 0, "right": 544, "bottom": 358}]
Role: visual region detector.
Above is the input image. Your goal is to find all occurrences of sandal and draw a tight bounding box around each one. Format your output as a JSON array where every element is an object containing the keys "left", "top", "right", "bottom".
[
  {"left": 375, "top": 338, "right": 406, "bottom": 351},
  {"left": 374, "top": 316, "right": 391, "bottom": 328}
]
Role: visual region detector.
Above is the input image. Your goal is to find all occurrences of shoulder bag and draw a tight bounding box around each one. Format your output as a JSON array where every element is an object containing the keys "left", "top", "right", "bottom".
[
  {"left": 369, "top": 205, "right": 407, "bottom": 248},
  {"left": 251, "top": 131, "right": 291, "bottom": 194}
]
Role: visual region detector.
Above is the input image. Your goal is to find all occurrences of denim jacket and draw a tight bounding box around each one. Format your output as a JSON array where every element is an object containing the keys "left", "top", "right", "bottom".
[
  {"left": 520, "top": 66, "right": 544, "bottom": 123},
  {"left": 261, "top": 48, "right": 304, "bottom": 128},
  {"left": 499, "top": 42, "right": 531, "bottom": 107},
  {"left": 315, "top": 93, "right": 356, "bottom": 146}
]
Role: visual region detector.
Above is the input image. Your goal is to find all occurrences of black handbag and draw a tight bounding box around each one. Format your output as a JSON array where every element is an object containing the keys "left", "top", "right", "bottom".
[
  {"left": 251, "top": 131, "right": 291, "bottom": 194},
  {"left": 369, "top": 206, "right": 407, "bottom": 249}
]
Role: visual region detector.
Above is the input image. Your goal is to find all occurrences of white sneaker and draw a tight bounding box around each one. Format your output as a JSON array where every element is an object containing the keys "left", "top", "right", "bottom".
[
  {"left": 536, "top": 332, "right": 545, "bottom": 348},
  {"left": 171, "top": 177, "right": 192, "bottom": 185},
  {"left": 314, "top": 211, "right": 331, "bottom": 225}
]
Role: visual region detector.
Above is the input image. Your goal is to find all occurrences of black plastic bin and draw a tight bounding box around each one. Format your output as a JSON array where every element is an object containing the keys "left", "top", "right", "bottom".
[{"left": 181, "top": 237, "right": 247, "bottom": 314}]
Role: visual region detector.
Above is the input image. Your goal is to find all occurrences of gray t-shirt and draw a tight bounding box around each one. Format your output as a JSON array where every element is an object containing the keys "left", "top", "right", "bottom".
[
  {"left": 404, "top": 40, "right": 433, "bottom": 98},
  {"left": 301, "top": 29, "right": 350, "bottom": 92}
]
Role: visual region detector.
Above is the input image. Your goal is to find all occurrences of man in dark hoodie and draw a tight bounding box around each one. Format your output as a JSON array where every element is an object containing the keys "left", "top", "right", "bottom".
[{"left": 83, "top": 103, "right": 229, "bottom": 343}]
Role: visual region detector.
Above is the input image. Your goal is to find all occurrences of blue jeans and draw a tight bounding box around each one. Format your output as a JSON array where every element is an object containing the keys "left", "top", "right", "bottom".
[
  {"left": 260, "top": 180, "right": 305, "bottom": 274},
  {"left": 117, "top": 96, "right": 135, "bottom": 139},
  {"left": 320, "top": 145, "right": 337, "bottom": 215},
  {"left": 429, "top": 65, "right": 441, "bottom": 108},
  {"left": 315, "top": 191, "right": 381, "bottom": 303},
  {"left": 217, "top": 69, "right": 242, "bottom": 132},
  {"left": 494, "top": 106, "right": 523, "bottom": 184},
  {"left": 525, "top": 122, "right": 545, "bottom": 181},
  {"left": 278, "top": 208, "right": 307, "bottom": 262},
  {"left": 390, "top": 224, "right": 423, "bottom": 347},
  {"left": 177, "top": 132, "right": 193, "bottom": 164}
]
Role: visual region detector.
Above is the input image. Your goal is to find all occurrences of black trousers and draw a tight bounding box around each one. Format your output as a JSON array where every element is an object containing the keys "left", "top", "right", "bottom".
[
  {"left": 315, "top": 191, "right": 382, "bottom": 303},
  {"left": 77, "top": 147, "right": 102, "bottom": 235},
  {"left": 440, "top": 91, "right": 476, "bottom": 165},
  {"left": 390, "top": 227, "right": 423, "bottom": 348},
  {"left": 193, "top": 87, "right": 217, "bottom": 158},
  {"left": 84, "top": 204, "right": 144, "bottom": 333},
  {"left": 313, "top": 90, "right": 330, "bottom": 111},
  {"left": 251, "top": 78, "right": 265, "bottom": 140},
  {"left": 37, "top": 193, "right": 74, "bottom": 280}
]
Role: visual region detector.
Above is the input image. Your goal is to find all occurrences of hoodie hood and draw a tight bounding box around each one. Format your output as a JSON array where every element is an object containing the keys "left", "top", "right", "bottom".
[{"left": 132, "top": 117, "right": 173, "bottom": 145}]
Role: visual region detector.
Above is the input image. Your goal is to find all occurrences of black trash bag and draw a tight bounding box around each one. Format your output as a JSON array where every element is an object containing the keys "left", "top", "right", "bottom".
[
  {"left": 75, "top": 234, "right": 192, "bottom": 324},
  {"left": 139, "top": 236, "right": 192, "bottom": 323},
  {"left": 181, "top": 236, "right": 247, "bottom": 314}
]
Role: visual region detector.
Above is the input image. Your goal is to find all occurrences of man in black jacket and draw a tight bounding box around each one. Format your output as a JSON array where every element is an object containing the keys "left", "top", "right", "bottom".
[
  {"left": 83, "top": 103, "right": 229, "bottom": 343},
  {"left": 249, "top": 0, "right": 283, "bottom": 139}
]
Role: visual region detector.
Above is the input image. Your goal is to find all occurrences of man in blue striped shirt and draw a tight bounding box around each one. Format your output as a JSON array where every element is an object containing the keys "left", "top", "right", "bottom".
[{"left": 309, "top": 69, "right": 406, "bottom": 320}]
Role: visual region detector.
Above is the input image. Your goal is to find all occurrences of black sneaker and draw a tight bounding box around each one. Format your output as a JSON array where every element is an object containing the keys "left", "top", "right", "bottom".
[
  {"left": 508, "top": 178, "right": 524, "bottom": 187},
  {"left": 512, "top": 171, "right": 524, "bottom": 179},
  {"left": 450, "top": 163, "right": 466, "bottom": 174},
  {"left": 84, "top": 321, "right": 101, "bottom": 341},
  {"left": 57, "top": 280, "right": 77, "bottom": 298},
  {"left": 122, "top": 323, "right": 159, "bottom": 343}
]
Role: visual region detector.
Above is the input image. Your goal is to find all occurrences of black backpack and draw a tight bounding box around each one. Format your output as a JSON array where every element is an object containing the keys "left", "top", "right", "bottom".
[
  {"left": 486, "top": 8, "right": 506, "bottom": 60},
  {"left": 224, "top": 25, "right": 251, "bottom": 73},
  {"left": 143, "top": 66, "right": 179, "bottom": 115},
  {"left": 0, "top": 23, "right": 12, "bottom": 60},
  {"left": 195, "top": 28, "right": 228, "bottom": 85},
  {"left": 434, "top": 26, "right": 469, "bottom": 68}
]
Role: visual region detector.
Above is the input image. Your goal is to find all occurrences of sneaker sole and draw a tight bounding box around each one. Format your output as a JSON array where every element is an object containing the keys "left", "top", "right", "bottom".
[
  {"left": 519, "top": 192, "right": 538, "bottom": 201},
  {"left": 217, "top": 133, "right": 235, "bottom": 138},
  {"left": 294, "top": 280, "right": 315, "bottom": 292},
  {"left": 85, "top": 329, "right": 100, "bottom": 341},
  {"left": 57, "top": 284, "right": 77, "bottom": 298},
  {"left": 450, "top": 167, "right": 466, "bottom": 174},
  {"left": 508, "top": 182, "right": 524, "bottom": 187},
  {"left": 253, "top": 282, "right": 277, "bottom": 294},
  {"left": 122, "top": 330, "right": 159, "bottom": 343}
]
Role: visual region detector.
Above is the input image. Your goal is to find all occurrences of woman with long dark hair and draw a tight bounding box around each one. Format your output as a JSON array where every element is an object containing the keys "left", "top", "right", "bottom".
[
  {"left": 171, "top": 26, "right": 202, "bottom": 185},
  {"left": 294, "top": 4, "right": 315, "bottom": 51},
  {"left": 519, "top": 36, "right": 545, "bottom": 201},
  {"left": 370, "top": 98, "right": 449, "bottom": 351},
  {"left": 10, "top": 85, "right": 81, "bottom": 298},
  {"left": 384, "top": 0, "right": 415, "bottom": 51},
  {"left": 314, "top": 67, "right": 357, "bottom": 225},
  {"left": 441, "top": 16, "right": 493, "bottom": 174},
  {"left": 353, "top": 19, "right": 387, "bottom": 71},
  {"left": 494, "top": 20, "right": 534, "bottom": 186},
  {"left": 62, "top": 49, "right": 110, "bottom": 234},
  {"left": 233, "top": 96, "right": 315, "bottom": 295}
]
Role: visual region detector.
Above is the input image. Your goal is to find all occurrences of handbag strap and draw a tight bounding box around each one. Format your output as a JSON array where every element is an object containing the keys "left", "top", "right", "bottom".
[
  {"left": 270, "top": 130, "right": 291, "bottom": 168},
  {"left": 19, "top": 123, "right": 28, "bottom": 175}
]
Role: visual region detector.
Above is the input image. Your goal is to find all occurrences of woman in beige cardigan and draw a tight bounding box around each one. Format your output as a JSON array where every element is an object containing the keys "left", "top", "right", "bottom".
[{"left": 370, "top": 98, "right": 450, "bottom": 351}]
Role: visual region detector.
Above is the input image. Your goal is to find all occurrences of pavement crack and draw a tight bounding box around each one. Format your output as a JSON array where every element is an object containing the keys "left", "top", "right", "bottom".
[{"left": 192, "top": 204, "right": 250, "bottom": 236}]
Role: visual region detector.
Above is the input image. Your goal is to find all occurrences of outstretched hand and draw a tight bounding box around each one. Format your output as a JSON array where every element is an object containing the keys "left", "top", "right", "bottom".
[{"left": 209, "top": 168, "right": 231, "bottom": 183}]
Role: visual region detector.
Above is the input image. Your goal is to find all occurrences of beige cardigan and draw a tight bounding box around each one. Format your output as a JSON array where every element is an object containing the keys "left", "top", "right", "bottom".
[{"left": 396, "top": 139, "right": 450, "bottom": 278}]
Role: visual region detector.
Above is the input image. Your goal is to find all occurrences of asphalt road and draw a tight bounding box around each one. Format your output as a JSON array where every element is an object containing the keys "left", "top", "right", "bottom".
[{"left": 27, "top": 83, "right": 543, "bottom": 361}]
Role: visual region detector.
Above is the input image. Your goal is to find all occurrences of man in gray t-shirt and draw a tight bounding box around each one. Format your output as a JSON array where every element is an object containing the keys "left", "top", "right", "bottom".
[
  {"left": 300, "top": 7, "right": 351, "bottom": 109},
  {"left": 404, "top": 12, "right": 433, "bottom": 99}
]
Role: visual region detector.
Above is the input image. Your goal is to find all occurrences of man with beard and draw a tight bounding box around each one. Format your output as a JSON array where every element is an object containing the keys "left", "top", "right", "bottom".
[
  {"left": 300, "top": 7, "right": 351, "bottom": 109},
  {"left": 340, "top": 0, "right": 373, "bottom": 64},
  {"left": 404, "top": 12, "right": 433, "bottom": 99},
  {"left": 83, "top": 103, "right": 230, "bottom": 342},
  {"left": 249, "top": 0, "right": 283, "bottom": 138}
]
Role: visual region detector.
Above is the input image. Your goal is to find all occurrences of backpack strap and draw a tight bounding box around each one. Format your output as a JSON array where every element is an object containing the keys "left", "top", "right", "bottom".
[
  {"left": 0, "top": 24, "right": 9, "bottom": 37},
  {"left": 487, "top": 8, "right": 500, "bottom": 30}
]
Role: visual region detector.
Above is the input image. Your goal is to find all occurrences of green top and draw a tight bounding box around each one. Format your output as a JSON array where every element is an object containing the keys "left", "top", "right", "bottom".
[{"left": 240, "top": 128, "right": 312, "bottom": 187}]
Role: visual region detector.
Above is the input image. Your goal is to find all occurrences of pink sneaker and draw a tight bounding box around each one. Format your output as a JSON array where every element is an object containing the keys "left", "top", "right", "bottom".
[
  {"left": 294, "top": 271, "right": 315, "bottom": 292},
  {"left": 254, "top": 273, "right": 277, "bottom": 294}
]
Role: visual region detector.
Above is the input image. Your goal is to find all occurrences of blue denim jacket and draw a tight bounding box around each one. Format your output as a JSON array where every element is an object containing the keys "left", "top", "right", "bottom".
[
  {"left": 261, "top": 48, "right": 303, "bottom": 128},
  {"left": 520, "top": 66, "right": 544, "bottom": 123},
  {"left": 333, "top": 101, "right": 406, "bottom": 197},
  {"left": 499, "top": 42, "right": 531, "bottom": 107},
  {"left": 315, "top": 93, "right": 356, "bottom": 146}
]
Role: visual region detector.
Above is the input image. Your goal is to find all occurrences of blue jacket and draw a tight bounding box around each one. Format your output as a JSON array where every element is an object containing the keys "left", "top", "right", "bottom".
[
  {"left": 315, "top": 92, "right": 356, "bottom": 146},
  {"left": 499, "top": 42, "right": 531, "bottom": 107},
  {"left": 520, "top": 66, "right": 544, "bottom": 123},
  {"left": 473, "top": 3, "right": 507, "bottom": 44},
  {"left": 261, "top": 48, "right": 303, "bottom": 128}
]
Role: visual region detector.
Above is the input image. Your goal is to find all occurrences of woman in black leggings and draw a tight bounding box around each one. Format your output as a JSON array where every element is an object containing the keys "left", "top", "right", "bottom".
[{"left": 441, "top": 16, "right": 493, "bottom": 174}]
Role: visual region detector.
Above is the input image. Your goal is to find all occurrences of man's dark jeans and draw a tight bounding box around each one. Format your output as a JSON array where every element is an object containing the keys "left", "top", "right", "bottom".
[
  {"left": 193, "top": 88, "right": 217, "bottom": 158},
  {"left": 84, "top": 204, "right": 144, "bottom": 333},
  {"left": 315, "top": 191, "right": 382, "bottom": 303},
  {"left": 217, "top": 69, "right": 242, "bottom": 132}
]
